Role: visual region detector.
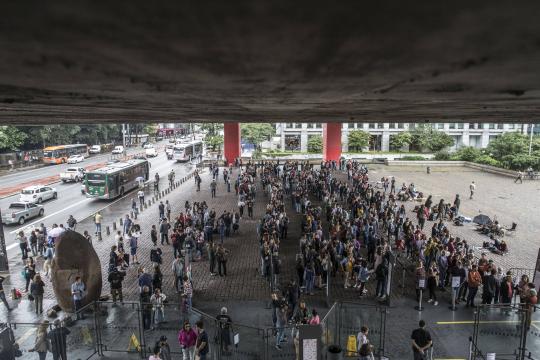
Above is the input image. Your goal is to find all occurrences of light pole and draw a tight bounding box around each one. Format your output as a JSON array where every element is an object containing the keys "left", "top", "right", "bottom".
[
  {"left": 529, "top": 123, "right": 535, "bottom": 155},
  {"left": 0, "top": 210, "right": 9, "bottom": 272}
]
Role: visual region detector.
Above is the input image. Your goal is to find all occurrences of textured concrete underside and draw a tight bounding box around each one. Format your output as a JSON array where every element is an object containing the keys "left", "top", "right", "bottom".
[{"left": 0, "top": 0, "right": 539, "bottom": 124}]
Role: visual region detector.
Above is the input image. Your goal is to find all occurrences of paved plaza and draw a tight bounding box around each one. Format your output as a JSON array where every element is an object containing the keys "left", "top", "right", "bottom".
[{"left": 1, "top": 162, "right": 539, "bottom": 359}]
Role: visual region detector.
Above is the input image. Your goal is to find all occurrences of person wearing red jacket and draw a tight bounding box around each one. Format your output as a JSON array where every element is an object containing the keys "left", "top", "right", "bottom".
[{"left": 178, "top": 320, "right": 198, "bottom": 360}]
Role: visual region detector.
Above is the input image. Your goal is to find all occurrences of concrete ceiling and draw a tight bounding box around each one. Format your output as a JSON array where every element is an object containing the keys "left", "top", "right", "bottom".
[{"left": 1, "top": 1, "right": 539, "bottom": 124}]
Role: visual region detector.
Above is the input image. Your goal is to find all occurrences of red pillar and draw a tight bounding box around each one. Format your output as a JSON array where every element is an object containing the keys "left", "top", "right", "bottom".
[
  {"left": 323, "top": 122, "right": 342, "bottom": 161},
  {"left": 223, "top": 122, "right": 241, "bottom": 165}
]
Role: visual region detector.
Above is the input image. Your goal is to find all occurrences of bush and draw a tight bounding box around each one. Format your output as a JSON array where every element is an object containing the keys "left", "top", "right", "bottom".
[
  {"left": 433, "top": 151, "right": 451, "bottom": 160},
  {"left": 400, "top": 156, "right": 427, "bottom": 161},
  {"left": 454, "top": 146, "right": 482, "bottom": 162},
  {"left": 474, "top": 155, "right": 500, "bottom": 167},
  {"left": 501, "top": 154, "right": 539, "bottom": 170}
]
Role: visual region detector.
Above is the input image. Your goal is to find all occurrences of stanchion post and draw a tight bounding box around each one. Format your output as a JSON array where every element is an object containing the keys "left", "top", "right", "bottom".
[{"left": 415, "top": 279, "right": 424, "bottom": 311}]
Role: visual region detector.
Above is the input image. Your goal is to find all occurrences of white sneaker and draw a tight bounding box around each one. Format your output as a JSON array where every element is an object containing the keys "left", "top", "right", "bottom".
[{"left": 434, "top": 301, "right": 438, "bottom": 306}]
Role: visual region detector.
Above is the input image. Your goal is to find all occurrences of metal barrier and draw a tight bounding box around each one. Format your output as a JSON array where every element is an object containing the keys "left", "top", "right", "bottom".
[{"left": 470, "top": 303, "right": 539, "bottom": 360}]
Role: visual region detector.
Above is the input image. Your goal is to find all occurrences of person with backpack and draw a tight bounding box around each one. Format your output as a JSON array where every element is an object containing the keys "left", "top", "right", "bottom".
[
  {"left": 66, "top": 215, "right": 77, "bottom": 231},
  {"left": 30, "top": 274, "right": 45, "bottom": 314},
  {"left": 150, "top": 245, "right": 163, "bottom": 267},
  {"left": 108, "top": 267, "right": 125, "bottom": 304}
]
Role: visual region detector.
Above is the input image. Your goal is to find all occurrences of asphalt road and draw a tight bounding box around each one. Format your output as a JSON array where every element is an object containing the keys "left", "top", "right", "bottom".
[{"left": 1, "top": 147, "right": 193, "bottom": 256}]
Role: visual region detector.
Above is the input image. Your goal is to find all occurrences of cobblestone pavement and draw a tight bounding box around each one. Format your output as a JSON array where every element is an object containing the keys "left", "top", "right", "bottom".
[{"left": 6, "top": 164, "right": 272, "bottom": 303}]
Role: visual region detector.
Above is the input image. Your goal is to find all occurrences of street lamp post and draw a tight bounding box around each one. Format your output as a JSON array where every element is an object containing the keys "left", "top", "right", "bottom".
[
  {"left": 0, "top": 210, "right": 9, "bottom": 272},
  {"left": 529, "top": 123, "right": 535, "bottom": 155}
]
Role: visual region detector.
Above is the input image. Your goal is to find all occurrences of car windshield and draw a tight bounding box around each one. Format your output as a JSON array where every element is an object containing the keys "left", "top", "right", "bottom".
[
  {"left": 21, "top": 189, "right": 34, "bottom": 195},
  {"left": 43, "top": 151, "right": 55, "bottom": 157},
  {"left": 9, "top": 204, "right": 25, "bottom": 209},
  {"left": 86, "top": 173, "right": 106, "bottom": 185}
]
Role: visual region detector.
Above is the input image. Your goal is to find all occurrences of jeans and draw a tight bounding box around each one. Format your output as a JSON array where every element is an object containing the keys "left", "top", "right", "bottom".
[
  {"left": 161, "top": 233, "right": 169, "bottom": 245},
  {"left": 276, "top": 326, "right": 285, "bottom": 346},
  {"left": 305, "top": 273, "right": 314, "bottom": 294},
  {"left": 376, "top": 278, "right": 386, "bottom": 297},
  {"left": 95, "top": 223, "right": 101, "bottom": 234},
  {"left": 467, "top": 287, "right": 479, "bottom": 306},
  {"left": 74, "top": 299, "right": 83, "bottom": 319},
  {"left": 111, "top": 288, "right": 123, "bottom": 303},
  {"left": 142, "top": 310, "right": 152, "bottom": 330},
  {"left": 182, "top": 346, "right": 195, "bottom": 360},
  {"left": 34, "top": 294, "right": 44, "bottom": 313}
]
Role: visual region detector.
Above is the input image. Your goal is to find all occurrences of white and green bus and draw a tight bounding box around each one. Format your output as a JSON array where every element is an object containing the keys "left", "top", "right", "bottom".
[{"left": 84, "top": 159, "right": 150, "bottom": 199}]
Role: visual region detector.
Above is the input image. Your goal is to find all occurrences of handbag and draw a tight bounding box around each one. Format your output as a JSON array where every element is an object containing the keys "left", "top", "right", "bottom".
[{"left": 28, "top": 293, "right": 35, "bottom": 301}]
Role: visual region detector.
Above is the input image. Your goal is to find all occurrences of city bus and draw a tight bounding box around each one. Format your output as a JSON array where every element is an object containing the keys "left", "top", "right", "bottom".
[
  {"left": 84, "top": 159, "right": 149, "bottom": 199},
  {"left": 42, "top": 144, "right": 88, "bottom": 164},
  {"left": 173, "top": 140, "right": 203, "bottom": 162}
]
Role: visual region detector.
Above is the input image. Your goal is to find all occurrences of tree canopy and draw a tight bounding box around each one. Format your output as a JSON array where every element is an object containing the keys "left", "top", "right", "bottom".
[
  {"left": 307, "top": 135, "right": 322, "bottom": 153},
  {"left": 0, "top": 126, "right": 27, "bottom": 151},
  {"left": 348, "top": 130, "right": 370, "bottom": 151},
  {"left": 411, "top": 125, "right": 455, "bottom": 152},
  {"left": 389, "top": 132, "right": 412, "bottom": 151},
  {"left": 241, "top": 123, "right": 275, "bottom": 145}
]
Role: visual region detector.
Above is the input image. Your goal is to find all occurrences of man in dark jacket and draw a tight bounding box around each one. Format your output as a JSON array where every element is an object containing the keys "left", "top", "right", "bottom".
[
  {"left": 48, "top": 319, "right": 71, "bottom": 360},
  {"left": 108, "top": 267, "right": 125, "bottom": 304},
  {"left": 482, "top": 268, "right": 497, "bottom": 304}
]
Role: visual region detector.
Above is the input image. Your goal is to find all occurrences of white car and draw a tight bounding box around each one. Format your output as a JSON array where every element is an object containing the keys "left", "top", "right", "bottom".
[
  {"left": 112, "top": 145, "right": 124, "bottom": 154},
  {"left": 67, "top": 154, "right": 85, "bottom": 163},
  {"left": 143, "top": 143, "right": 154, "bottom": 149},
  {"left": 19, "top": 185, "right": 57, "bottom": 204}
]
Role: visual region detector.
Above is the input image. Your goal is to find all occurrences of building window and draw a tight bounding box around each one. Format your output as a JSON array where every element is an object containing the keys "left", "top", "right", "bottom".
[
  {"left": 389, "top": 123, "right": 396, "bottom": 129},
  {"left": 377, "top": 123, "right": 384, "bottom": 129},
  {"left": 496, "top": 123, "right": 503, "bottom": 130},
  {"left": 469, "top": 123, "right": 476, "bottom": 130},
  {"left": 398, "top": 123, "right": 404, "bottom": 129},
  {"left": 294, "top": 123, "right": 302, "bottom": 129},
  {"left": 315, "top": 123, "right": 322, "bottom": 128},
  {"left": 449, "top": 123, "right": 456, "bottom": 129},
  {"left": 357, "top": 123, "right": 364, "bottom": 129},
  {"left": 347, "top": 122, "right": 355, "bottom": 129},
  {"left": 458, "top": 123, "right": 464, "bottom": 129},
  {"left": 437, "top": 123, "right": 444, "bottom": 129},
  {"left": 508, "top": 123, "right": 515, "bottom": 129},
  {"left": 368, "top": 123, "right": 375, "bottom": 129},
  {"left": 286, "top": 123, "right": 293, "bottom": 129}
]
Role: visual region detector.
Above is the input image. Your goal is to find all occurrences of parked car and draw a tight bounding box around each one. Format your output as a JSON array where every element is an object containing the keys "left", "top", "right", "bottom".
[
  {"left": 165, "top": 144, "right": 174, "bottom": 159},
  {"left": 112, "top": 145, "right": 125, "bottom": 154},
  {"left": 1, "top": 202, "right": 44, "bottom": 225},
  {"left": 143, "top": 142, "right": 154, "bottom": 149},
  {"left": 67, "top": 154, "right": 85, "bottom": 163},
  {"left": 60, "top": 167, "right": 86, "bottom": 182},
  {"left": 89, "top": 145, "right": 102, "bottom": 154},
  {"left": 19, "top": 185, "right": 57, "bottom": 204}
]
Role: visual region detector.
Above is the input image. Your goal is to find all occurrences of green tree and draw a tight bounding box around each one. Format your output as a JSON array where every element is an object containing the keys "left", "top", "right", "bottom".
[
  {"left": 411, "top": 125, "right": 454, "bottom": 152},
  {"left": 40, "top": 125, "right": 81, "bottom": 146},
  {"left": 486, "top": 132, "right": 528, "bottom": 160},
  {"left": 0, "top": 126, "right": 27, "bottom": 151},
  {"left": 241, "top": 123, "right": 275, "bottom": 147},
  {"left": 348, "top": 130, "right": 370, "bottom": 151},
  {"left": 198, "top": 123, "right": 223, "bottom": 136},
  {"left": 307, "top": 135, "right": 322, "bottom": 153},
  {"left": 453, "top": 146, "right": 482, "bottom": 162},
  {"left": 206, "top": 135, "right": 224, "bottom": 151},
  {"left": 389, "top": 132, "right": 412, "bottom": 151}
]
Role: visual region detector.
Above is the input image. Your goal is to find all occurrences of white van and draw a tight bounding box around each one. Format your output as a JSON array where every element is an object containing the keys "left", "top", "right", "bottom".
[
  {"left": 145, "top": 146, "right": 157, "bottom": 157},
  {"left": 112, "top": 145, "right": 125, "bottom": 154},
  {"left": 89, "top": 145, "right": 101, "bottom": 154}
]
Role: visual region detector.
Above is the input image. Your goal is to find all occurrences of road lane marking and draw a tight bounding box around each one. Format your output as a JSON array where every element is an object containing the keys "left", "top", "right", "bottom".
[{"left": 8, "top": 198, "right": 92, "bottom": 234}]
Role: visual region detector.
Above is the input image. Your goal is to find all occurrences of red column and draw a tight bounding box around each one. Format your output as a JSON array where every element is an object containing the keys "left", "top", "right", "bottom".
[
  {"left": 323, "top": 122, "right": 342, "bottom": 161},
  {"left": 223, "top": 122, "right": 241, "bottom": 165}
]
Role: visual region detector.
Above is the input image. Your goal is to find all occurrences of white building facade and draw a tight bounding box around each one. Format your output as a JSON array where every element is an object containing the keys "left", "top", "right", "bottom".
[{"left": 276, "top": 122, "right": 526, "bottom": 152}]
